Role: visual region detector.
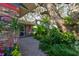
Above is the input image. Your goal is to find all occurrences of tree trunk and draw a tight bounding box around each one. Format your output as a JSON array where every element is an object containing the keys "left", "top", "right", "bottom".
[{"left": 46, "top": 3, "right": 67, "bottom": 32}]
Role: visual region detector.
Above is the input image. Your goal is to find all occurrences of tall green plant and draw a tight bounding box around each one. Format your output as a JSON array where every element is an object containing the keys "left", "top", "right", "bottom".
[
  {"left": 10, "top": 18, "right": 23, "bottom": 37},
  {"left": 10, "top": 18, "right": 20, "bottom": 32}
]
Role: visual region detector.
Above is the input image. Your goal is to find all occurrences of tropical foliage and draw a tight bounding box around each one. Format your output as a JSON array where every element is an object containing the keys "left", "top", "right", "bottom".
[{"left": 33, "top": 16, "right": 79, "bottom": 56}]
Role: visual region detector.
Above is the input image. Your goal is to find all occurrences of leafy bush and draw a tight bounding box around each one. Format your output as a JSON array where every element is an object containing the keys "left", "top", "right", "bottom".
[
  {"left": 11, "top": 44, "right": 21, "bottom": 56},
  {"left": 33, "top": 16, "right": 79, "bottom": 56},
  {"left": 39, "top": 43, "right": 79, "bottom": 56},
  {"left": 11, "top": 48, "right": 21, "bottom": 56},
  {"left": 49, "top": 27, "right": 62, "bottom": 44},
  {"left": 33, "top": 17, "right": 49, "bottom": 41},
  {"left": 62, "top": 32, "right": 75, "bottom": 44},
  {"left": 4, "top": 44, "right": 21, "bottom": 56},
  {"left": 64, "top": 16, "right": 73, "bottom": 25},
  {"left": 46, "top": 44, "right": 79, "bottom": 56},
  {"left": 39, "top": 27, "right": 78, "bottom": 56}
]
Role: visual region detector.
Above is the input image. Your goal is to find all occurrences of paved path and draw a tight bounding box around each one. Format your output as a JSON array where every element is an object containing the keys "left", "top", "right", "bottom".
[{"left": 17, "top": 37, "right": 46, "bottom": 56}]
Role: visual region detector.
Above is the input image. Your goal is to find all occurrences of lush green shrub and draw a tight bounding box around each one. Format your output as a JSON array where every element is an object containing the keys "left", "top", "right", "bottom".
[
  {"left": 11, "top": 48, "right": 21, "bottom": 56},
  {"left": 11, "top": 44, "right": 21, "bottom": 56},
  {"left": 62, "top": 32, "right": 76, "bottom": 44},
  {"left": 4, "top": 44, "right": 21, "bottom": 56},
  {"left": 64, "top": 16, "right": 73, "bottom": 25},
  {"left": 33, "top": 16, "right": 79, "bottom": 56},
  {"left": 46, "top": 44, "right": 79, "bottom": 56},
  {"left": 39, "top": 43, "right": 79, "bottom": 56},
  {"left": 33, "top": 17, "right": 49, "bottom": 41},
  {"left": 39, "top": 27, "right": 78, "bottom": 56},
  {"left": 49, "top": 27, "right": 62, "bottom": 44}
]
